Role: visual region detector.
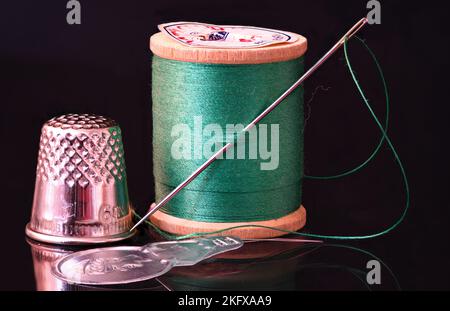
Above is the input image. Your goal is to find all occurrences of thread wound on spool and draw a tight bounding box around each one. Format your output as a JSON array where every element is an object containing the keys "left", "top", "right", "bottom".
[{"left": 150, "top": 29, "right": 307, "bottom": 238}]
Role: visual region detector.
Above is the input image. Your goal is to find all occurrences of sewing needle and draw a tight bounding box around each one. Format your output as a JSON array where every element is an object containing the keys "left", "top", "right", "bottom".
[{"left": 131, "top": 17, "right": 368, "bottom": 232}]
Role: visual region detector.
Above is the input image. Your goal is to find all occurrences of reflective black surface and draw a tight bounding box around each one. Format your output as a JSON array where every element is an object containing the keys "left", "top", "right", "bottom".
[{"left": 17, "top": 224, "right": 436, "bottom": 291}]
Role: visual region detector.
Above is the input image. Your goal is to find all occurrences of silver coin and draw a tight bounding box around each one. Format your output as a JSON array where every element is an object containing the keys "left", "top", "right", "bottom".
[{"left": 52, "top": 246, "right": 173, "bottom": 285}]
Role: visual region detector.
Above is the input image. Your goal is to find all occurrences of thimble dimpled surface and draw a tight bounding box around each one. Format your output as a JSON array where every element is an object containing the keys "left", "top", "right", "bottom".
[{"left": 26, "top": 114, "right": 135, "bottom": 244}]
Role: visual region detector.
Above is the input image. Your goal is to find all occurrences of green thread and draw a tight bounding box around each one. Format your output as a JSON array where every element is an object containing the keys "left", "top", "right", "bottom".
[
  {"left": 142, "top": 35, "right": 409, "bottom": 240},
  {"left": 304, "top": 36, "right": 389, "bottom": 180},
  {"left": 152, "top": 56, "right": 305, "bottom": 222}
]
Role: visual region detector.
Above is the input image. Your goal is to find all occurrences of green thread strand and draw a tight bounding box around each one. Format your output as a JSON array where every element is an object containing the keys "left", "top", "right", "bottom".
[
  {"left": 142, "top": 36, "right": 409, "bottom": 240},
  {"left": 152, "top": 56, "right": 305, "bottom": 222},
  {"left": 304, "top": 36, "right": 390, "bottom": 180}
]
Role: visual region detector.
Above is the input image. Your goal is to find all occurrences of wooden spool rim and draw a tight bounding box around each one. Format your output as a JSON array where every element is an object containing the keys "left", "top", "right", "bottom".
[
  {"left": 150, "top": 31, "right": 307, "bottom": 64},
  {"left": 150, "top": 205, "right": 306, "bottom": 239}
]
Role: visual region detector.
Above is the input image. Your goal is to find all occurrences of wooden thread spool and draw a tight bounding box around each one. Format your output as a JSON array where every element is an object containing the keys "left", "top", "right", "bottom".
[{"left": 149, "top": 30, "right": 308, "bottom": 239}]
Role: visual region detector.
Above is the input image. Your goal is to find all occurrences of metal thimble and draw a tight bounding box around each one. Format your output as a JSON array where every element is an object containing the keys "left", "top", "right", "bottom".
[{"left": 26, "top": 114, "right": 135, "bottom": 244}]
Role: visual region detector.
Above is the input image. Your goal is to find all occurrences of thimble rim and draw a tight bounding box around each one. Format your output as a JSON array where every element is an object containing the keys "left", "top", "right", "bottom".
[{"left": 25, "top": 223, "right": 136, "bottom": 245}]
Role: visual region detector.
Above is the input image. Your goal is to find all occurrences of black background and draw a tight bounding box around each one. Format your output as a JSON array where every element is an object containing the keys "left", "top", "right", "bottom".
[{"left": 0, "top": 0, "right": 449, "bottom": 290}]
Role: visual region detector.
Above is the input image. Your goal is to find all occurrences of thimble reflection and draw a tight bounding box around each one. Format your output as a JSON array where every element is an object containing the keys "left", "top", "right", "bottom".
[
  {"left": 27, "top": 239, "right": 75, "bottom": 291},
  {"left": 26, "top": 114, "right": 135, "bottom": 244}
]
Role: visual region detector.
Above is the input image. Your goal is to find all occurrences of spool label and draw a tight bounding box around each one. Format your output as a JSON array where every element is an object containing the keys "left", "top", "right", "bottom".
[{"left": 158, "top": 22, "right": 298, "bottom": 48}]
